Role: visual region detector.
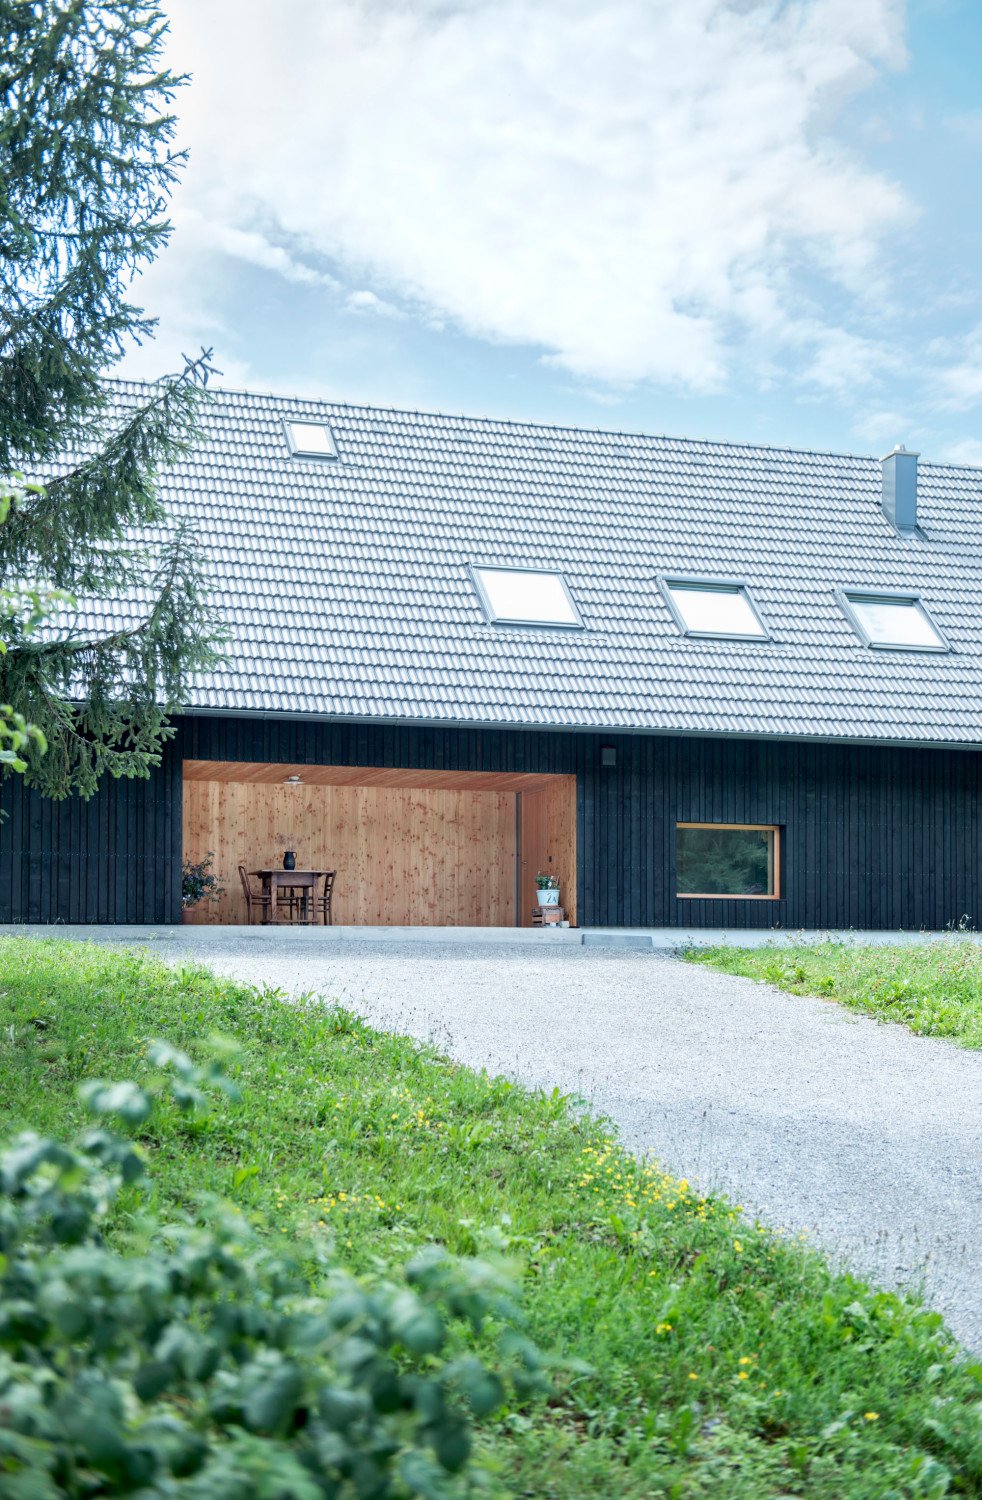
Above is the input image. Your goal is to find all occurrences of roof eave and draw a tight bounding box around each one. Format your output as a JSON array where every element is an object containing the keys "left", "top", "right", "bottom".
[{"left": 175, "top": 703, "right": 982, "bottom": 756}]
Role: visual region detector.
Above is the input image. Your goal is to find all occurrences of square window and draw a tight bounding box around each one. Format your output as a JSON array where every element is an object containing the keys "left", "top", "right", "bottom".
[
  {"left": 676, "top": 823, "right": 780, "bottom": 898},
  {"left": 840, "top": 591, "right": 947, "bottom": 652},
  {"left": 285, "top": 420, "right": 338, "bottom": 459},
  {"left": 662, "top": 580, "right": 768, "bottom": 640},
  {"left": 471, "top": 565, "right": 583, "bottom": 628}
]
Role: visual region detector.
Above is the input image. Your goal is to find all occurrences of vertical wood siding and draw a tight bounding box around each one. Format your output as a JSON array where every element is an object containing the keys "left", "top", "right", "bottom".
[
  {"left": 1, "top": 713, "right": 980, "bottom": 929},
  {"left": 0, "top": 735, "right": 181, "bottom": 924}
]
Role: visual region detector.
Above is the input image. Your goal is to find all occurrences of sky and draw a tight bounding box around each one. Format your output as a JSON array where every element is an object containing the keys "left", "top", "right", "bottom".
[{"left": 122, "top": 0, "right": 982, "bottom": 461}]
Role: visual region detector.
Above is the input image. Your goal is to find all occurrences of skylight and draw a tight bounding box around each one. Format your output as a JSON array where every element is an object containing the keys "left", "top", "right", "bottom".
[
  {"left": 840, "top": 591, "right": 948, "bottom": 652},
  {"left": 662, "top": 579, "right": 769, "bottom": 640},
  {"left": 470, "top": 565, "right": 583, "bottom": 628},
  {"left": 284, "top": 419, "right": 338, "bottom": 459}
]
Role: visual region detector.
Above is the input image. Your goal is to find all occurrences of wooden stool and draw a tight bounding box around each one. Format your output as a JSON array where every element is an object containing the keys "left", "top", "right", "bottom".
[{"left": 531, "top": 906, "right": 566, "bottom": 926}]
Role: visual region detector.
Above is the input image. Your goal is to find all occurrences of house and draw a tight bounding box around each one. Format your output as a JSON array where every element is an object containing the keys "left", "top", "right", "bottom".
[{"left": 5, "top": 382, "right": 982, "bottom": 929}]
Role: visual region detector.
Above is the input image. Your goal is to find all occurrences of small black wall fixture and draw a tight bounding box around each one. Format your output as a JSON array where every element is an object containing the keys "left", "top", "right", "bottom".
[{"left": 601, "top": 746, "right": 617, "bottom": 768}]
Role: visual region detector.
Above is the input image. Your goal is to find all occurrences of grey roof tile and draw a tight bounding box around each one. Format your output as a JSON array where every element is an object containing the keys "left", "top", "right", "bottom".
[{"left": 38, "top": 380, "right": 982, "bottom": 746}]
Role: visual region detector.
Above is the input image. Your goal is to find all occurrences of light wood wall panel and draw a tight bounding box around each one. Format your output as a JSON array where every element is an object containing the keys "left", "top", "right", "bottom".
[
  {"left": 183, "top": 779, "right": 517, "bottom": 926},
  {"left": 519, "top": 789, "right": 547, "bottom": 926},
  {"left": 545, "top": 774, "right": 578, "bottom": 926},
  {"left": 519, "top": 776, "right": 577, "bottom": 925}
]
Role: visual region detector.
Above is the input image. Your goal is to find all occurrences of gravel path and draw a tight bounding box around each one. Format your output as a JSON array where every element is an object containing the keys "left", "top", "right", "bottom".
[{"left": 158, "top": 935, "right": 982, "bottom": 1349}]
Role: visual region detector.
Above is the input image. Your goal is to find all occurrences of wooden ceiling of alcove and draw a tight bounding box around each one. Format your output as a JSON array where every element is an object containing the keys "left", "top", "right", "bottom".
[{"left": 182, "top": 759, "right": 572, "bottom": 794}]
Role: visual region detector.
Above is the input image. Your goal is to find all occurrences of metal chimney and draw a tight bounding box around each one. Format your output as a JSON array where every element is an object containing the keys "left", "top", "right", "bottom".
[{"left": 881, "top": 445, "right": 919, "bottom": 533}]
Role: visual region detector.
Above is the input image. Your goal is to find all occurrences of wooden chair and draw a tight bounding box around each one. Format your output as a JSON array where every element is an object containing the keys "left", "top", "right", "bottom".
[
  {"left": 238, "top": 865, "right": 272, "bottom": 925},
  {"left": 315, "top": 871, "right": 337, "bottom": 925},
  {"left": 276, "top": 884, "right": 303, "bottom": 922}
]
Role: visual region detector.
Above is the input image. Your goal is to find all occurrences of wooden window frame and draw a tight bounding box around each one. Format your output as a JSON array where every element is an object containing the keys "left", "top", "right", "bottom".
[{"left": 675, "top": 821, "right": 782, "bottom": 900}]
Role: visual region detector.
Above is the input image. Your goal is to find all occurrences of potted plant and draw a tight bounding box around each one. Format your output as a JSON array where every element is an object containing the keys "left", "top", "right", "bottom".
[
  {"left": 535, "top": 871, "right": 561, "bottom": 907},
  {"left": 181, "top": 852, "right": 226, "bottom": 922}
]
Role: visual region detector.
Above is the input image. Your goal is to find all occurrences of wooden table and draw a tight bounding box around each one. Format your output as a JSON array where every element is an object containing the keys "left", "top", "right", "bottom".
[{"left": 250, "top": 869, "right": 328, "bottom": 924}]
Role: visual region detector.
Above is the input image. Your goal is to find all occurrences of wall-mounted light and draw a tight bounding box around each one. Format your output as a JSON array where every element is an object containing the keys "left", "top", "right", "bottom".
[
  {"left": 284, "top": 774, "right": 303, "bottom": 784},
  {"left": 601, "top": 746, "right": 617, "bottom": 768}
]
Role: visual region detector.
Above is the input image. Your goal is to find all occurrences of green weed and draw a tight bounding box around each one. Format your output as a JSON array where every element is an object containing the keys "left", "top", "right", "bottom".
[
  {"left": 1, "top": 937, "right": 980, "bottom": 1498},
  {"left": 688, "top": 937, "right": 982, "bottom": 1048}
]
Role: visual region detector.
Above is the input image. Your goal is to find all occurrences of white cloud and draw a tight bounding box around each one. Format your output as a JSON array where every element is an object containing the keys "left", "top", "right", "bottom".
[
  {"left": 149, "top": 0, "right": 910, "bottom": 392},
  {"left": 346, "top": 289, "right": 404, "bottom": 318},
  {"left": 202, "top": 219, "right": 331, "bottom": 287},
  {"left": 798, "top": 327, "right": 891, "bottom": 397},
  {"left": 120, "top": 231, "right": 245, "bottom": 386},
  {"left": 945, "top": 109, "right": 982, "bottom": 144},
  {"left": 933, "top": 324, "right": 982, "bottom": 411},
  {"left": 851, "top": 407, "right": 907, "bottom": 446},
  {"left": 121, "top": 199, "right": 338, "bottom": 384},
  {"left": 940, "top": 437, "right": 982, "bottom": 467}
]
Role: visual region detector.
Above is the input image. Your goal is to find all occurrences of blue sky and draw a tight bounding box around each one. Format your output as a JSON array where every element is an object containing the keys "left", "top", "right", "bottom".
[{"left": 124, "top": 0, "right": 982, "bottom": 460}]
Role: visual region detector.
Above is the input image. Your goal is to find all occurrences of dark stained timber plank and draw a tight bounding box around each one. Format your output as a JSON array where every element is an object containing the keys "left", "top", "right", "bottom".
[{"left": 5, "top": 711, "right": 982, "bottom": 930}]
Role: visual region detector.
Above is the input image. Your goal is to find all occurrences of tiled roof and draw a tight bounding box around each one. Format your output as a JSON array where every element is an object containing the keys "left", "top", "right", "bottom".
[{"left": 61, "top": 381, "right": 982, "bottom": 746}]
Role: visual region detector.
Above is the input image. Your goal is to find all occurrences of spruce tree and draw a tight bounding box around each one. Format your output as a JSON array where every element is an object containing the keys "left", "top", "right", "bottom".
[{"left": 0, "top": 0, "right": 221, "bottom": 799}]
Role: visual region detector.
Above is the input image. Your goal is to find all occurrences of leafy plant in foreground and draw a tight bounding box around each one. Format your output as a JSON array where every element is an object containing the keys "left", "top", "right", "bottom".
[{"left": 0, "top": 1042, "right": 543, "bottom": 1497}]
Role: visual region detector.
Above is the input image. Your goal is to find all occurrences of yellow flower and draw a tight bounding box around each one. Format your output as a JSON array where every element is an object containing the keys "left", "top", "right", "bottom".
[
  {"left": 688, "top": 1372, "right": 698, "bottom": 1381},
  {"left": 864, "top": 1412, "right": 880, "bottom": 1422},
  {"left": 655, "top": 1323, "right": 673, "bottom": 1334},
  {"left": 733, "top": 1240, "right": 744, "bottom": 1253},
  {"left": 738, "top": 1356, "right": 753, "bottom": 1366},
  {"left": 737, "top": 1372, "right": 749, "bottom": 1381}
]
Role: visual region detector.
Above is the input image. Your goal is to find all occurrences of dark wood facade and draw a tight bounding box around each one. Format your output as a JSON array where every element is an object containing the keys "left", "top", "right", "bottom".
[{"left": 2, "top": 712, "right": 980, "bottom": 929}]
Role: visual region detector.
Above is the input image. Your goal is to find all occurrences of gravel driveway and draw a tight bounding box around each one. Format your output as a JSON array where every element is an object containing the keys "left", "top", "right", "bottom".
[{"left": 159, "top": 935, "right": 982, "bottom": 1349}]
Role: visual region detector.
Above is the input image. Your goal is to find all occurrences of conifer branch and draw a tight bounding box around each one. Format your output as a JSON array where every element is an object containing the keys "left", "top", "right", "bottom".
[{"left": 0, "top": 1, "right": 224, "bottom": 798}]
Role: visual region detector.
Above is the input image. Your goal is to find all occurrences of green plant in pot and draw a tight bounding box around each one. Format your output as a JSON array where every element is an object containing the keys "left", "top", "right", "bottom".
[
  {"left": 181, "top": 852, "right": 226, "bottom": 918},
  {"left": 535, "top": 871, "right": 561, "bottom": 907}
]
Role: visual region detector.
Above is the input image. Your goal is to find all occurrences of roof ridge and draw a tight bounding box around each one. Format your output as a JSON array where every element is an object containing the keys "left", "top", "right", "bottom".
[
  {"left": 106, "top": 375, "right": 982, "bottom": 472},
  {"left": 105, "top": 375, "right": 885, "bottom": 467}
]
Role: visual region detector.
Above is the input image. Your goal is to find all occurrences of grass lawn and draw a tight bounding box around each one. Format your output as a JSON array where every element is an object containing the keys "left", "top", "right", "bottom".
[
  {"left": 1, "top": 938, "right": 980, "bottom": 1498},
  {"left": 687, "top": 938, "right": 982, "bottom": 1049}
]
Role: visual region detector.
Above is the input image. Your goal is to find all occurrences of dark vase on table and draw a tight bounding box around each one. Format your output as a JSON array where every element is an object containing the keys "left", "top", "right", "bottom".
[{"left": 283, "top": 851, "right": 296, "bottom": 871}]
